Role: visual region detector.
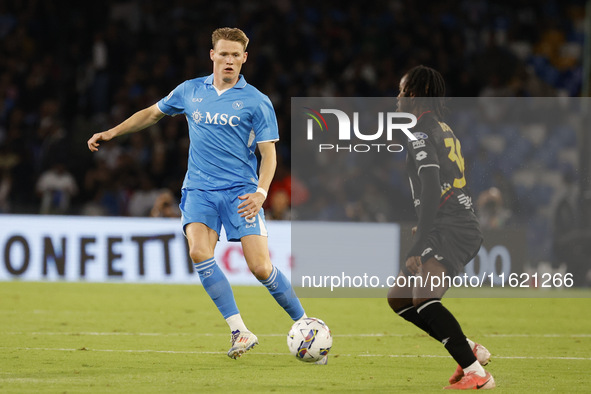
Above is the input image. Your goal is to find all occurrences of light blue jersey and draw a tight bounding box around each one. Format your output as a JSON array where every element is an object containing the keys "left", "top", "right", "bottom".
[{"left": 157, "top": 74, "right": 279, "bottom": 191}]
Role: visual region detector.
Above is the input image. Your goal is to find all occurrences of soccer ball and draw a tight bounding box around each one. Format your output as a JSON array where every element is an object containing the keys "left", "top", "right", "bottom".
[{"left": 287, "top": 317, "right": 332, "bottom": 362}]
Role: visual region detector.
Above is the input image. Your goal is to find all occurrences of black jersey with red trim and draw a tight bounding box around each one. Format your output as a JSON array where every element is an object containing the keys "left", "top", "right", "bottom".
[{"left": 405, "top": 112, "right": 476, "bottom": 220}]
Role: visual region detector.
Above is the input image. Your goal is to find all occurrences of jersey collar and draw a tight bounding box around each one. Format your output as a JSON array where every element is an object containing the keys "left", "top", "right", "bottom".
[
  {"left": 204, "top": 74, "right": 248, "bottom": 89},
  {"left": 416, "top": 110, "right": 432, "bottom": 122}
]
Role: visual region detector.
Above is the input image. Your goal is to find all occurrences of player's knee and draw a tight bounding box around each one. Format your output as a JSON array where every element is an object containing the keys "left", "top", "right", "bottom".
[
  {"left": 250, "top": 262, "right": 273, "bottom": 281},
  {"left": 387, "top": 285, "right": 410, "bottom": 312},
  {"left": 189, "top": 245, "right": 213, "bottom": 264},
  {"left": 387, "top": 296, "right": 407, "bottom": 312},
  {"left": 412, "top": 297, "right": 432, "bottom": 308}
]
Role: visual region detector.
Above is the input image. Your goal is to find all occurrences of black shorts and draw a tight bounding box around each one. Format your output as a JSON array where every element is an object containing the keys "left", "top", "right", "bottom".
[{"left": 419, "top": 215, "right": 483, "bottom": 277}]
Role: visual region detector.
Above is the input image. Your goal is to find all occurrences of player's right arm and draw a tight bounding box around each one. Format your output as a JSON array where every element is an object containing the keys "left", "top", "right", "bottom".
[{"left": 87, "top": 104, "right": 165, "bottom": 152}]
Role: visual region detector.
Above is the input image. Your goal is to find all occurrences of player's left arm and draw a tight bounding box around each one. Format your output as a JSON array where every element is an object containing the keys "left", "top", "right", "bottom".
[
  {"left": 404, "top": 167, "right": 441, "bottom": 275},
  {"left": 237, "top": 141, "right": 277, "bottom": 219},
  {"left": 404, "top": 129, "right": 441, "bottom": 275},
  {"left": 407, "top": 167, "right": 440, "bottom": 253}
]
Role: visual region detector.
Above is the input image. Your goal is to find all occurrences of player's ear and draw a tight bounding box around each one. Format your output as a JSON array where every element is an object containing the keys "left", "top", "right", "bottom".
[
  {"left": 242, "top": 51, "right": 248, "bottom": 64},
  {"left": 210, "top": 49, "right": 215, "bottom": 61}
]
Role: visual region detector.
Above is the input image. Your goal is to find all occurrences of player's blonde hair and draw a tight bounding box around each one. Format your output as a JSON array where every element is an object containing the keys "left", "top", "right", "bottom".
[{"left": 212, "top": 27, "right": 249, "bottom": 51}]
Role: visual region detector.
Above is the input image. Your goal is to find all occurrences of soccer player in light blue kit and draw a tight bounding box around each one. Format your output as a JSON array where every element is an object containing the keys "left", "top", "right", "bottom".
[{"left": 88, "top": 27, "right": 307, "bottom": 359}]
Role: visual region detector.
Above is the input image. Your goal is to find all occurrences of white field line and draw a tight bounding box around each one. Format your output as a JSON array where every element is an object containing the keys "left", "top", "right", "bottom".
[
  {"left": 2, "top": 332, "right": 591, "bottom": 338},
  {"left": 356, "top": 354, "right": 591, "bottom": 361},
  {"left": 1, "top": 347, "right": 590, "bottom": 361},
  {"left": 3, "top": 332, "right": 401, "bottom": 337}
]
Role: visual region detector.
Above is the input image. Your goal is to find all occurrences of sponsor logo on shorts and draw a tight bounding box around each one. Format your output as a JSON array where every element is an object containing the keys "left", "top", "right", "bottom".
[{"left": 245, "top": 215, "right": 257, "bottom": 228}]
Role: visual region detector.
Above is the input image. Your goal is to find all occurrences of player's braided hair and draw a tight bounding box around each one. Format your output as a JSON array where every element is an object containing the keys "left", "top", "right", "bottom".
[{"left": 403, "top": 65, "right": 446, "bottom": 118}]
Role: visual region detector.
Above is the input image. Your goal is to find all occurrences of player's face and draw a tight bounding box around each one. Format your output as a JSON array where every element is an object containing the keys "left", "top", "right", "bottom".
[
  {"left": 397, "top": 74, "right": 411, "bottom": 113},
  {"left": 210, "top": 39, "right": 248, "bottom": 85}
]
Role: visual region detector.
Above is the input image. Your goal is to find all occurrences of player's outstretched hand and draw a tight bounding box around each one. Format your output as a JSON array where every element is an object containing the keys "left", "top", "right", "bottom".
[
  {"left": 87, "top": 131, "right": 113, "bottom": 152},
  {"left": 237, "top": 191, "right": 265, "bottom": 219},
  {"left": 411, "top": 226, "right": 417, "bottom": 236}
]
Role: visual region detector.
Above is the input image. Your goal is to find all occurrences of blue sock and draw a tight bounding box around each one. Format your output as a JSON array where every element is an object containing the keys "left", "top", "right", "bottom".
[
  {"left": 260, "top": 266, "right": 305, "bottom": 321},
  {"left": 194, "top": 258, "right": 239, "bottom": 319}
]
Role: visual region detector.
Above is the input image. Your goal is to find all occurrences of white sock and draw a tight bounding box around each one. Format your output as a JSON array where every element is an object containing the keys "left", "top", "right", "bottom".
[
  {"left": 466, "top": 338, "right": 475, "bottom": 350},
  {"left": 226, "top": 313, "right": 248, "bottom": 332},
  {"left": 463, "top": 360, "right": 486, "bottom": 377},
  {"left": 297, "top": 313, "right": 308, "bottom": 320}
]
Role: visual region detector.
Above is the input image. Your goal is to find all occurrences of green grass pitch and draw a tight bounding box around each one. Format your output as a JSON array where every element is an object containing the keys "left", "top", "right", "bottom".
[{"left": 1, "top": 282, "right": 590, "bottom": 393}]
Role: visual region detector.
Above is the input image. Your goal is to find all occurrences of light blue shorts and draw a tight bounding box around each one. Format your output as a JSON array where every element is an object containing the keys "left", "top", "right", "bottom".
[{"left": 180, "top": 186, "right": 269, "bottom": 242}]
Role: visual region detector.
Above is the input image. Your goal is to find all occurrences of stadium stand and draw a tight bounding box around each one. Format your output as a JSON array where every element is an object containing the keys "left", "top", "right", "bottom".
[{"left": 0, "top": 0, "right": 587, "bottom": 274}]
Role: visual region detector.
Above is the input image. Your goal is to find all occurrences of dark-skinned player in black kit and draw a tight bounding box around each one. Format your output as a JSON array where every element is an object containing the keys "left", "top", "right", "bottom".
[{"left": 387, "top": 65, "right": 495, "bottom": 390}]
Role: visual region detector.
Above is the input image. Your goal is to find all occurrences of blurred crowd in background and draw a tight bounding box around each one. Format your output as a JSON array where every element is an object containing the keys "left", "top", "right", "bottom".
[{"left": 0, "top": 1, "right": 588, "bottom": 268}]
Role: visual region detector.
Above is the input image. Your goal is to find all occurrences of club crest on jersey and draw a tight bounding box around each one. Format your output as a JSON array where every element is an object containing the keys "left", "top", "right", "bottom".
[{"left": 232, "top": 100, "right": 244, "bottom": 110}]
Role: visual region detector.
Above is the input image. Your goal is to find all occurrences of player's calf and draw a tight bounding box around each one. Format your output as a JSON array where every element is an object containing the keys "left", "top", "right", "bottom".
[{"left": 260, "top": 266, "right": 305, "bottom": 321}]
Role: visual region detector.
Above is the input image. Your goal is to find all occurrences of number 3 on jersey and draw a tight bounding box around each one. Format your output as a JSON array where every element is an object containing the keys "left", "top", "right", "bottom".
[{"left": 444, "top": 138, "right": 466, "bottom": 188}]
